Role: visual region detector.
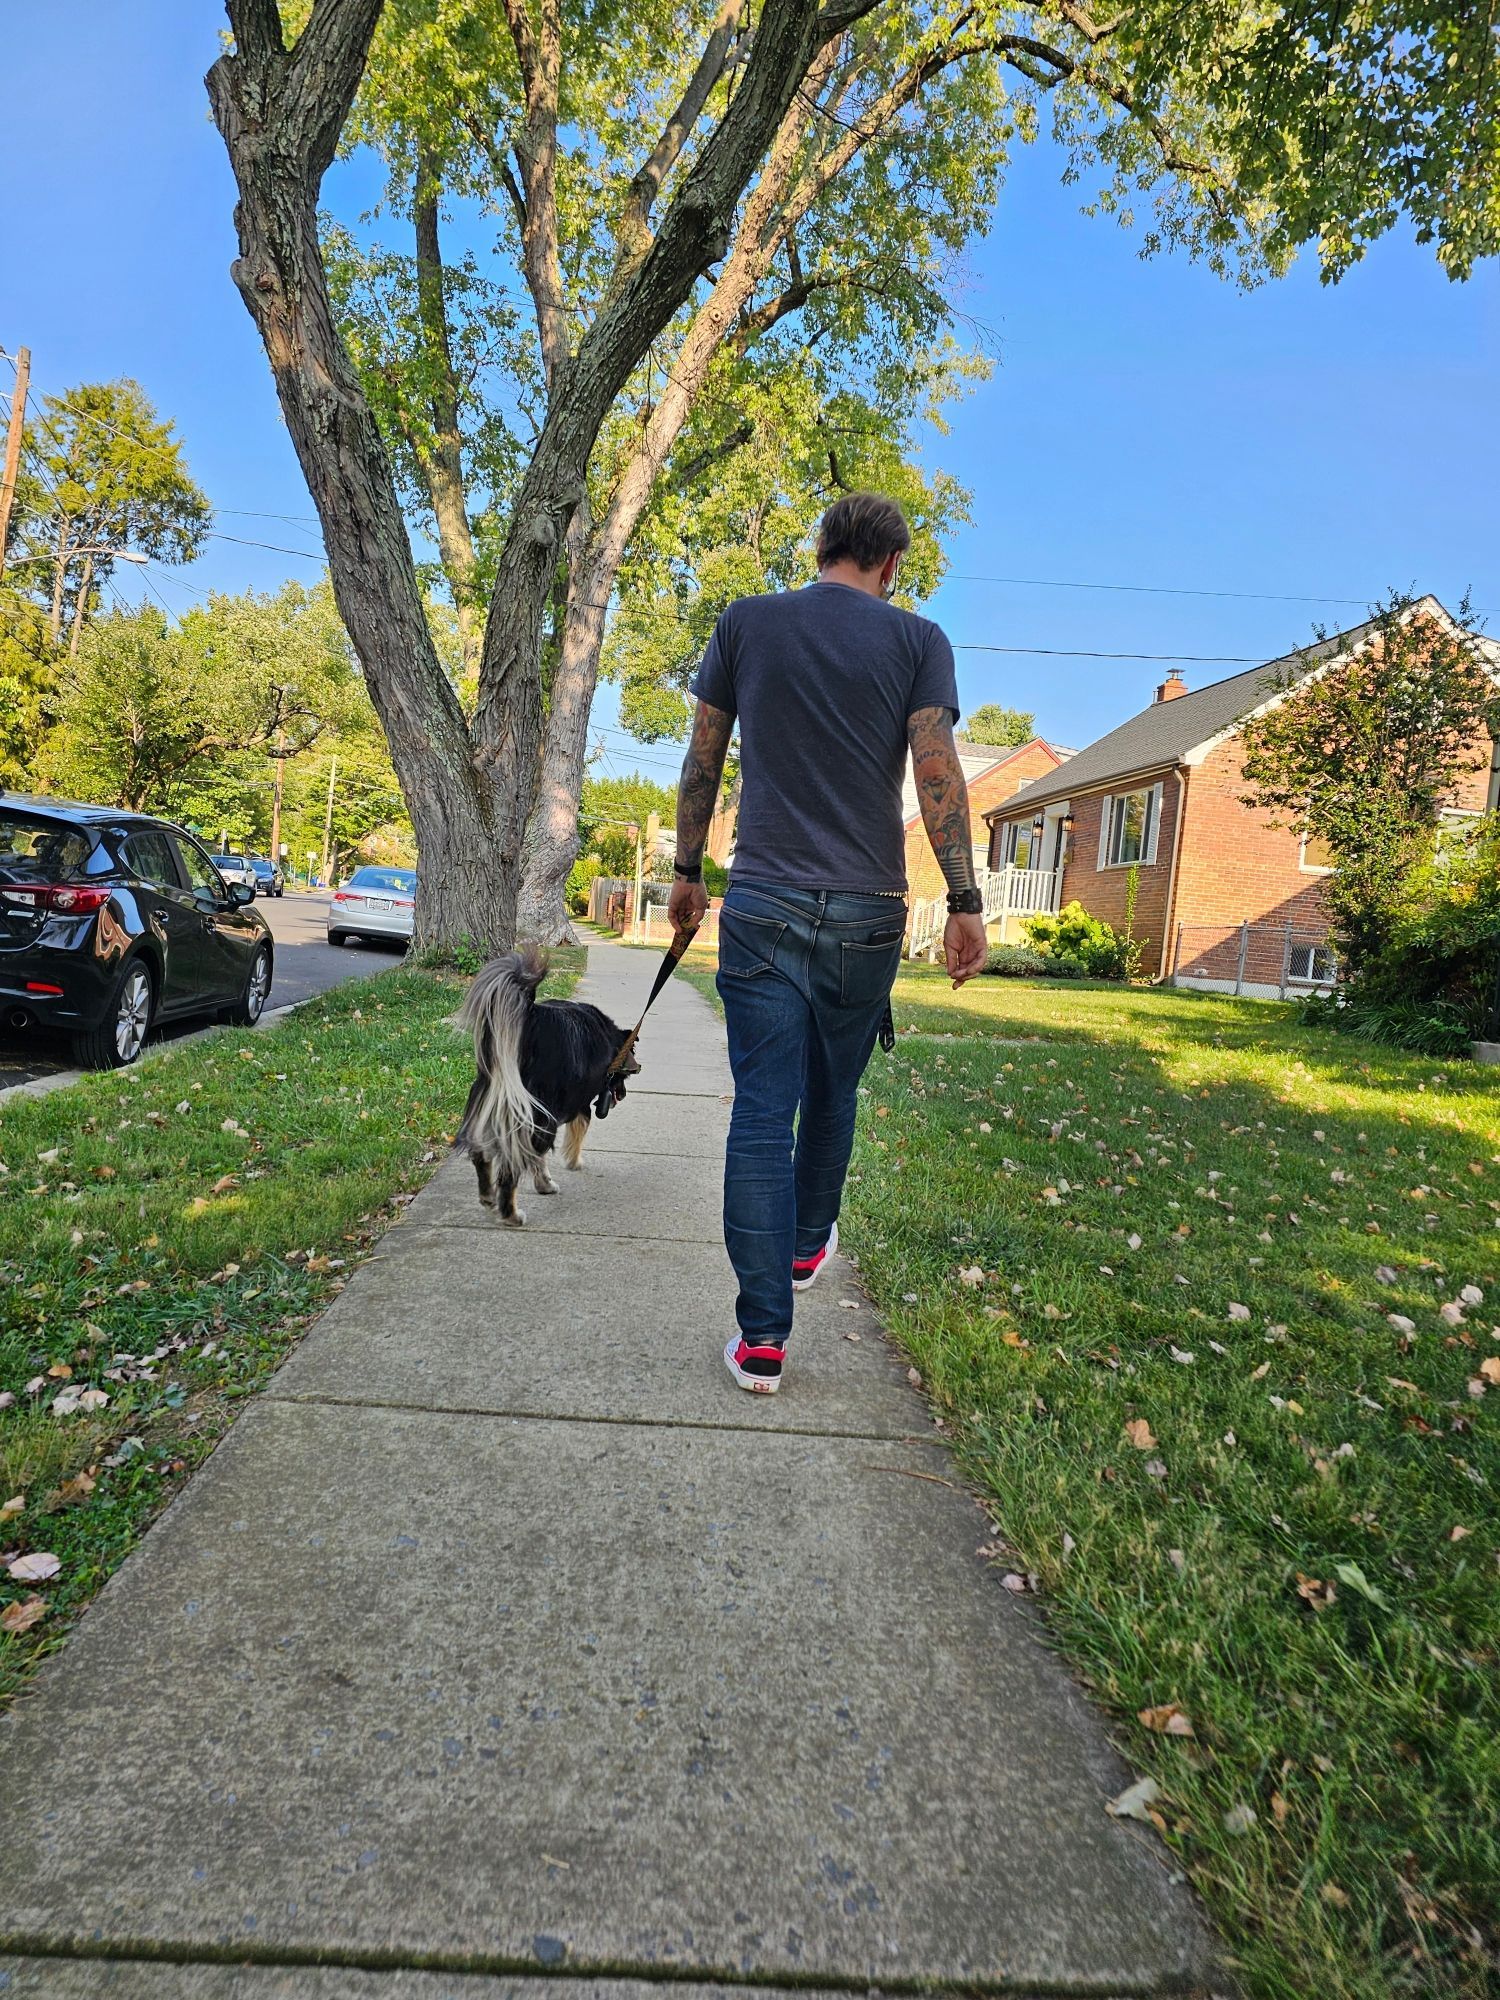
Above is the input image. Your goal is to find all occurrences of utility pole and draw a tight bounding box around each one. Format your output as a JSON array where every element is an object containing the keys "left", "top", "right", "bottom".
[
  {"left": 319, "top": 756, "right": 337, "bottom": 887},
  {"left": 0, "top": 345, "right": 31, "bottom": 581},
  {"left": 632, "top": 824, "right": 644, "bottom": 942},
  {"left": 270, "top": 727, "right": 286, "bottom": 867}
]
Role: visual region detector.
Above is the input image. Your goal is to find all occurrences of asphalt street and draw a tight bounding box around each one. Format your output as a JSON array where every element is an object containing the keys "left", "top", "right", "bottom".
[{"left": 0, "top": 889, "right": 406, "bottom": 1094}]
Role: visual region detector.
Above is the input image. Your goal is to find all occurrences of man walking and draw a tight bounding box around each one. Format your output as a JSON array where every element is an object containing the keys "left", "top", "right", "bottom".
[{"left": 668, "top": 492, "right": 988, "bottom": 1394}]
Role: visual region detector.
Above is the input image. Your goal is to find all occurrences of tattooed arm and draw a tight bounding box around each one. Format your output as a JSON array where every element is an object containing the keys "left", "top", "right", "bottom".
[
  {"left": 907, "top": 704, "right": 988, "bottom": 986},
  {"left": 668, "top": 699, "right": 734, "bottom": 934}
]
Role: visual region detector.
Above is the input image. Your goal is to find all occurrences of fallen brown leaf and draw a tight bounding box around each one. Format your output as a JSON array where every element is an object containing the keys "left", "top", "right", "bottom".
[
  {"left": 1124, "top": 1419, "right": 1158, "bottom": 1451},
  {"left": 0, "top": 1596, "right": 47, "bottom": 1634},
  {"left": 1138, "top": 1702, "right": 1194, "bottom": 1737}
]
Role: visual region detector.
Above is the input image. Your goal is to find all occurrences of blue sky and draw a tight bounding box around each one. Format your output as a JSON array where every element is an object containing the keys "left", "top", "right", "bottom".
[{"left": 5, "top": 3, "right": 1497, "bottom": 784}]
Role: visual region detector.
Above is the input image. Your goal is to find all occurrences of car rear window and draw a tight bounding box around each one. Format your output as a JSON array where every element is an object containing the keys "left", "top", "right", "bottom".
[
  {"left": 0, "top": 811, "right": 110, "bottom": 883},
  {"left": 348, "top": 868, "right": 416, "bottom": 894}
]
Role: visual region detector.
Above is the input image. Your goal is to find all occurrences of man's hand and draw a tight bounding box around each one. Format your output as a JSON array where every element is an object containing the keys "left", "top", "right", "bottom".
[
  {"left": 944, "top": 913, "right": 988, "bottom": 987},
  {"left": 669, "top": 877, "right": 709, "bottom": 935}
]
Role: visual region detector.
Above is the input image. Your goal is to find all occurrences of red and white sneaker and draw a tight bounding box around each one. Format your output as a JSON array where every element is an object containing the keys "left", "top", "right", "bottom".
[
  {"left": 792, "top": 1219, "right": 838, "bottom": 1292},
  {"left": 724, "top": 1335, "right": 787, "bottom": 1394}
]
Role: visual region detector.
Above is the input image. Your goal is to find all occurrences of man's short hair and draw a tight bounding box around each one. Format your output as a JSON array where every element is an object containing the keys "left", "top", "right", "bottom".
[{"left": 816, "top": 492, "right": 911, "bottom": 572}]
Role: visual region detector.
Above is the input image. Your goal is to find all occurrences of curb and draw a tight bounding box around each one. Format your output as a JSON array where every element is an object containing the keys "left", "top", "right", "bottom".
[{"left": 0, "top": 995, "right": 313, "bottom": 1110}]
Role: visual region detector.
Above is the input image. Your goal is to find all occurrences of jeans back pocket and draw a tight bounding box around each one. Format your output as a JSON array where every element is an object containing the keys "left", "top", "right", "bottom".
[
  {"left": 719, "top": 907, "right": 786, "bottom": 978},
  {"left": 839, "top": 929, "right": 903, "bottom": 1007}
]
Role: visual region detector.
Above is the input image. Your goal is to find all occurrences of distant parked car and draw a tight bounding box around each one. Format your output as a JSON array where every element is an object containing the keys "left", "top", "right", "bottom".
[
  {"left": 213, "top": 852, "right": 258, "bottom": 896},
  {"left": 248, "top": 855, "right": 285, "bottom": 897},
  {"left": 0, "top": 795, "right": 274, "bottom": 1068},
  {"left": 327, "top": 866, "right": 417, "bottom": 949}
]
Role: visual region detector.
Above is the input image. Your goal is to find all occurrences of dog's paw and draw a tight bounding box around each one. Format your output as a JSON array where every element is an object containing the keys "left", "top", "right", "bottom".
[
  {"left": 533, "top": 1175, "right": 558, "bottom": 1196},
  {"left": 565, "top": 1158, "right": 584, "bottom": 1172},
  {"left": 501, "top": 1207, "right": 527, "bottom": 1228}
]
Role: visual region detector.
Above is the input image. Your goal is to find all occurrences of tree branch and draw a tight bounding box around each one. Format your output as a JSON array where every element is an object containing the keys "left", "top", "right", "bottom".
[
  {"left": 670, "top": 416, "right": 755, "bottom": 491},
  {"left": 617, "top": 0, "right": 749, "bottom": 255},
  {"left": 499, "top": 0, "right": 570, "bottom": 388}
]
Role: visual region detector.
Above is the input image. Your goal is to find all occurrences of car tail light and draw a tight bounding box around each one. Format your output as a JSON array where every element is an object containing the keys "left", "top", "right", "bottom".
[
  {"left": 333, "top": 890, "right": 352, "bottom": 902},
  {"left": 25, "top": 981, "right": 65, "bottom": 996},
  {"left": 1, "top": 884, "right": 112, "bottom": 915}
]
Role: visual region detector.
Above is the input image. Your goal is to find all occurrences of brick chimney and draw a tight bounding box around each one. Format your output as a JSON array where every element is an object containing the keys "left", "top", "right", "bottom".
[{"left": 1155, "top": 672, "right": 1188, "bottom": 703}]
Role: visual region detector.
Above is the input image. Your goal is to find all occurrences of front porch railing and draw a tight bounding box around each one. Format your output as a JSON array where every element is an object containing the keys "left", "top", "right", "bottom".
[{"left": 906, "top": 866, "right": 1061, "bottom": 958}]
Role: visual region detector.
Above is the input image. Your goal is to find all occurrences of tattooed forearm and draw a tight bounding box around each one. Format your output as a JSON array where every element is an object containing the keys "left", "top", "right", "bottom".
[
  {"left": 906, "top": 705, "right": 978, "bottom": 896},
  {"left": 676, "top": 700, "right": 734, "bottom": 867}
]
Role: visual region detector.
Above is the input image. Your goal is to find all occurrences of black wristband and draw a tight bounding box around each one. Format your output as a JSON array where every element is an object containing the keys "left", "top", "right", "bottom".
[
  {"left": 946, "top": 887, "right": 983, "bottom": 916},
  {"left": 673, "top": 860, "right": 703, "bottom": 882}
]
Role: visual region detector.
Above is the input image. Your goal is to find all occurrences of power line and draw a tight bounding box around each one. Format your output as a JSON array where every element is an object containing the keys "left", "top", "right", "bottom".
[
  {"left": 952, "top": 643, "right": 1261, "bottom": 663},
  {"left": 207, "top": 529, "right": 325, "bottom": 561},
  {"left": 946, "top": 571, "right": 1379, "bottom": 609}
]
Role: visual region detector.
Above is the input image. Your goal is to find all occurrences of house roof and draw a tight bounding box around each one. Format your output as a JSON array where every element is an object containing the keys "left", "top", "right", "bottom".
[
  {"left": 983, "top": 607, "right": 1414, "bottom": 821},
  {"left": 901, "top": 736, "right": 1069, "bottom": 827}
]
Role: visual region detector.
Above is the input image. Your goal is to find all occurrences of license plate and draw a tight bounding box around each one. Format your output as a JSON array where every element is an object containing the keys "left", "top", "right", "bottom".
[{"left": 368, "top": 897, "right": 392, "bottom": 911}]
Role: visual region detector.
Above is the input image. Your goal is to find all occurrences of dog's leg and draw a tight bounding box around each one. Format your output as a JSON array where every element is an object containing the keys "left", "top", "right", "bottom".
[
  {"left": 474, "top": 1154, "right": 496, "bottom": 1211},
  {"left": 532, "top": 1152, "right": 559, "bottom": 1195},
  {"left": 497, "top": 1174, "right": 526, "bottom": 1228},
  {"left": 562, "top": 1113, "right": 589, "bottom": 1172}
]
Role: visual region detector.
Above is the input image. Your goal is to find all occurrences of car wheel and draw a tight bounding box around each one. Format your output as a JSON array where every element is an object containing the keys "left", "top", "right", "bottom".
[
  {"left": 71, "top": 960, "right": 154, "bottom": 1071},
  {"left": 328, "top": 929, "right": 345, "bottom": 947},
  {"left": 225, "top": 944, "right": 272, "bottom": 1027}
]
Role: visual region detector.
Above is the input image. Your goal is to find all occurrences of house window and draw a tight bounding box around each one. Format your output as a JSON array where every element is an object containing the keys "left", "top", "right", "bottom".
[
  {"left": 1003, "top": 822, "right": 1033, "bottom": 870},
  {"left": 1100, "top": 784, "right": 1161, "bottom": 867},
  {"left": 1287, "top": 942, "right": 1337, "bottom": 985},
  {"left": 1300, "top": 831, "right": 1336, "bottom": 873}
]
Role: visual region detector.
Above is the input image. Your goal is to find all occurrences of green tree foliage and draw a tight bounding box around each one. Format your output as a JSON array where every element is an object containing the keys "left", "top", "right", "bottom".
[
  {"left": 606, "top": 370, "right": 971, "bottom": 740},
  {"left": 963, "top": 704, "right": 1036, "bottom": 748},
  {"left": 580, "top": 772, "right": 676, "bottom": 837},
  {"left": 0, "top": 586, "right": 57, "bottom": 788},
  {"left": 1239, "top": 596, "right": 1500, "bottom": 975},
  {"left": 40, "top": 583, "right": 375, "bottom": 819},
  {"left": 9, "top": 380, "right": 210, "bottom": 653}
]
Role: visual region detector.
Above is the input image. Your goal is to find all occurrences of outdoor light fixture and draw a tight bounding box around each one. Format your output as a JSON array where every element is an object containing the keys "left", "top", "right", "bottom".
[{"left": 1062, "top": 813, "right": 1076, "bottom": 834}]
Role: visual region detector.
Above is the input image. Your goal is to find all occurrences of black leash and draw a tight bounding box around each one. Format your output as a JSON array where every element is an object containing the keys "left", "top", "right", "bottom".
[{"left": 594, "top": 918, "right": 702, "bottom": 1119}]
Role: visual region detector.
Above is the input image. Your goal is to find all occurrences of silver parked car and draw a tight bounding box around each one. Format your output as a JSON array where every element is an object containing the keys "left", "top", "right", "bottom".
[
  {"left": 213, "top": 852, "right": 258, "bottom": 896},
  {"left": 327, "top": 865, "right": 416, "bottom": 948}
]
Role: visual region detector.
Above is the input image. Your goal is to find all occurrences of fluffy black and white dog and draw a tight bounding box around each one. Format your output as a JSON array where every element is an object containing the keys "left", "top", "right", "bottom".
[{"left": 455, "top": 945, "right": 639, "bottom": 1225}]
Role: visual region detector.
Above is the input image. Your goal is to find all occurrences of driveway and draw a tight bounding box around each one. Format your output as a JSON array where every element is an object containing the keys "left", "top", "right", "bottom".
[{"left": 0, "top": 890, "right": 406, "bottom": 1093}]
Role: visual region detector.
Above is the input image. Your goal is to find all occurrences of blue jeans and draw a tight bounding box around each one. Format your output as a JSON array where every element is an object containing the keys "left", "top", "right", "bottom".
[{"left": 716, "top": 881, "right": 907, "bottom": 1344}]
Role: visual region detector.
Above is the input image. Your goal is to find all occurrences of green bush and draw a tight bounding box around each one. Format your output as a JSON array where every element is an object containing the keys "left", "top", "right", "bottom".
[
  {"left": 1301, "top": 989, "right": 1478, "bottom": 1058},
  {"left": 566, "top": 853, "right": 601, "bottom": 915},
  {"left": 702, "top": 856, "right": 729, "bottom": 897},
  {"left": 1023, "top": 901, "right": 1129, "bottom": 979},
  {"left": 984, "top": 943, "right": 1089, "bottom": 980},
  {"left": 1317, "top": 816, "right": 1500, "bottom": 1054}
]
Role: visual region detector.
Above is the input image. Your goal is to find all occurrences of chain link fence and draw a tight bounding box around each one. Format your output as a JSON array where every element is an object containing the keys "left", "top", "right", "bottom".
[{"left": 1170, "top": 920, "right": 1337, "bottom": 999}]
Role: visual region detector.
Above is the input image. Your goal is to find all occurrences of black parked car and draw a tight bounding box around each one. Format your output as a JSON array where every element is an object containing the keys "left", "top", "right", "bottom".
[
  {"left": 248, "top": 855, "right": 285, "bottom": 897},
  {"left": 0, "top": 796, "right": 274, "bottom": 1069}
]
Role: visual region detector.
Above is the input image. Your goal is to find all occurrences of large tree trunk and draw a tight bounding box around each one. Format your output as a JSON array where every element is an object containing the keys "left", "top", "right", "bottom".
[
  {"left": 515, "top": 543, "right": 610, "bottom": 942},
  {"left": 208, "top": 3, "right": 515, "bottom": 953}
]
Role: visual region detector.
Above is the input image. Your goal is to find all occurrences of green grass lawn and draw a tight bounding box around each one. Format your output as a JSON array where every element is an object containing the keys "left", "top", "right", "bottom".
[
  {"left": 632, "top": 932, "right": 1499, "bottom": 1994},
  {"left": 0, "top": 951, "right": 582, "bottom": 1706},
  {"left": 851, "top": 965, "right": 1499, "bottom": 2000}
]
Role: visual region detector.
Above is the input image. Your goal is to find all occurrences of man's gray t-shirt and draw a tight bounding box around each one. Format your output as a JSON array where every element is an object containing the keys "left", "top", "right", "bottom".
[{"left": 689, "top": 580, "right": 959, "bottom": 894}]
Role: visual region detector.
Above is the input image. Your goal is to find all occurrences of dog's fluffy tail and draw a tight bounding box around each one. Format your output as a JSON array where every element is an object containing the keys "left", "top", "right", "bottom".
[{"left": 455, "top": 945, "right": 549, "bottom": 1173}]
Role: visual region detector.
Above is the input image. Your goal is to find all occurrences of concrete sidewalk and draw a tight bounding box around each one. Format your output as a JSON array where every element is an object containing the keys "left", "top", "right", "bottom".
[{"left": 0, "top": 937, "right": 1223, "bottom": 1998}]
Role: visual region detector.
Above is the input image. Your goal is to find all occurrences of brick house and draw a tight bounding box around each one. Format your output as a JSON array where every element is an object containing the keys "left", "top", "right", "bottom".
[
  {"left": 984, "top": 599, "right": 1500, "bottom": 994},
  {"left": 902, "top": 736, "right": 1071, "bottom": 902}
]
